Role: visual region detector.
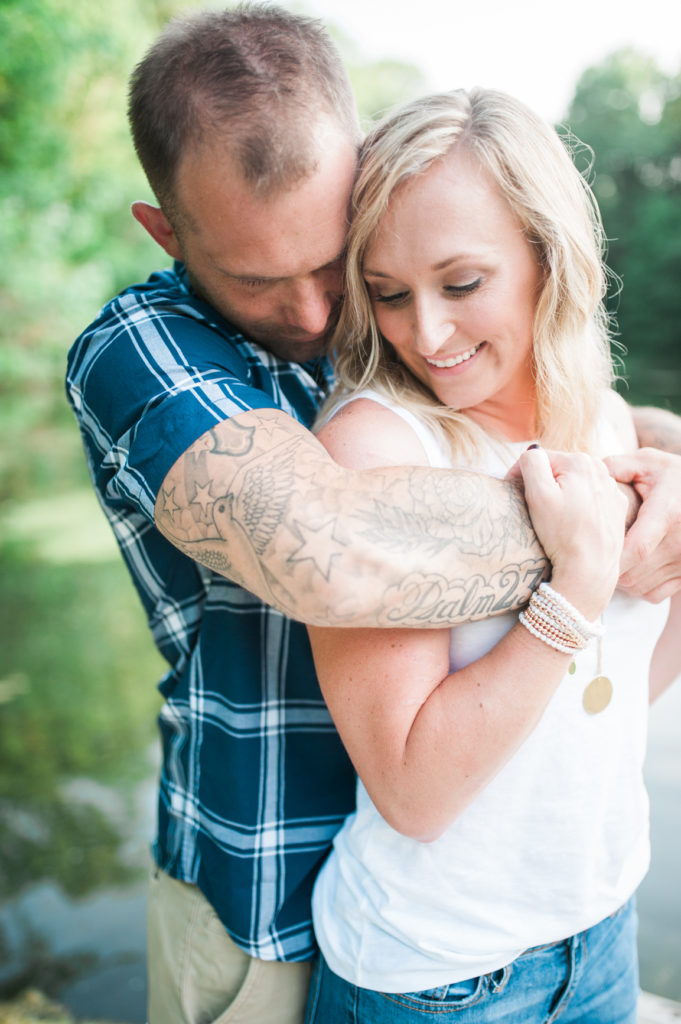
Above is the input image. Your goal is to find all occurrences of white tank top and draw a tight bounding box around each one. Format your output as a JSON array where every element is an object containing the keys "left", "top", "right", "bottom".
[{"left": 312, "top": 390, "right": 669, "bottom": 992}]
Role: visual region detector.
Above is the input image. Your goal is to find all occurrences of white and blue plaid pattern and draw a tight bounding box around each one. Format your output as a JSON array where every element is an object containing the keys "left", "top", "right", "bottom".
[{"left": 66, "top": 263, "right": 355, "bottom": 960}]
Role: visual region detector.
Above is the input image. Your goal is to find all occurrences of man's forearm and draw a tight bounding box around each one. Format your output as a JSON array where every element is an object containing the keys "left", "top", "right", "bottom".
[
  {"left": 155, "top": 408, "right": 547, "bottom": 627},
  {"left": 633, "top": 406, "right": 681, "bottom": 456}
]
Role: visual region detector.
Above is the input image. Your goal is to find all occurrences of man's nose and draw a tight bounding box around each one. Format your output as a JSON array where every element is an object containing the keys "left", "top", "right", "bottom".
[{"left": 286, "top": 271, "right": 340, "bottom": 335}]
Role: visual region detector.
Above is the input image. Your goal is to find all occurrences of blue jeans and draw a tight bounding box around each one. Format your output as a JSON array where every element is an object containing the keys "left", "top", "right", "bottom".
[{"left": 305, "top": 899, "right": 639, "bottom": 1023}]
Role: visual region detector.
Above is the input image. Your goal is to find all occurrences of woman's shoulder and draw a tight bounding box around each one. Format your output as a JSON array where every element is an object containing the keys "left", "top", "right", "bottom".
[{"left": 316, "top": 393, "right": 433, "bottom": 471}]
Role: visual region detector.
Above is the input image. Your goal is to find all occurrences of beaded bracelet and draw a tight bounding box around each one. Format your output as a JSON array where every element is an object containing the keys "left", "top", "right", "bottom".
[
  {"left": 519, "top": 604, "right": 584, "bottom": 652},
  {"left": 534, "top": 582, "right": 605, "bottom": 640},
  {"left": 518, "top": 582, "right": 603, "bottom": 655}
]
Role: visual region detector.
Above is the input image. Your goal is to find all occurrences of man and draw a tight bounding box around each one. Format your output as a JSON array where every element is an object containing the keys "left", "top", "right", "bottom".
[{"left": 66, "top": 6, "right": 681, "bottom": 1023}]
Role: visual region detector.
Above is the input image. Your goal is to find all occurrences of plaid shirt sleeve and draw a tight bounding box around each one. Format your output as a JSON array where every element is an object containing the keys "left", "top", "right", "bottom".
[
  {"left": 65, "top": 265, "right": 355, "bottom": 962},
  {"left": 66, "top": 268, "right": 281, "bottom": 519}
]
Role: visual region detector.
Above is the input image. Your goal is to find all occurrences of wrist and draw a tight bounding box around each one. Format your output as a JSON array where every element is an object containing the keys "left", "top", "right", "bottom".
[
  {"left": 549, "top": 567, "right": 616, "bottom": 622},
  {"left": 518, "top": 582, "right": 604, "bottom": 655}
]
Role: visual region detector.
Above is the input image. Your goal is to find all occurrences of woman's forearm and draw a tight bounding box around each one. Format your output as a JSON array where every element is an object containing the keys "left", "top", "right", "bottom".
[{"left": 309, "top": 618, "right": 573, "bottom": 842}]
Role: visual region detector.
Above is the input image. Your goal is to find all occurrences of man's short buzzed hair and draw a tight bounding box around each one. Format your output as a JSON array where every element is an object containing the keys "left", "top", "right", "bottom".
[{"left": 128, "top": 3, "right": 361, "bottom": 220}]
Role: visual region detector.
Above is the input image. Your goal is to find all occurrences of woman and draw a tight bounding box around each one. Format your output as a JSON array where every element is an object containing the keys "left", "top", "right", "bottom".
[{"left": 304, "top": 89, "right": 677, "bottom": 1023}]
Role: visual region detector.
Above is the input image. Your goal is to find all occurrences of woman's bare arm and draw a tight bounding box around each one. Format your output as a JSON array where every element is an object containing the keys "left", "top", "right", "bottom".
[
  {"left": 649, "top": 593, "right": 681, "bottom": 703},
  {"left": 307, "top": 402, "right": 625, "bottom": 840}
]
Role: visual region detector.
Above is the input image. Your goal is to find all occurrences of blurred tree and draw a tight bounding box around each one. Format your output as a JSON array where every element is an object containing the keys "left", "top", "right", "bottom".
[
  {"left": 564, "top": 50, "right": 681, "bottom": 410},
  {"left": 0, "top": 0, "right": 157, "bottom": 498},
  {"left": 0, "top": 0, "right": 424, "bottom": 501}
]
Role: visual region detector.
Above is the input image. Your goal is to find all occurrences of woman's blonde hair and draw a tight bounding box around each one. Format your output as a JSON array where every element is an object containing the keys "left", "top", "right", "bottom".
[{"left": 327, "top": 88, "right": 615, "bottom": 456}]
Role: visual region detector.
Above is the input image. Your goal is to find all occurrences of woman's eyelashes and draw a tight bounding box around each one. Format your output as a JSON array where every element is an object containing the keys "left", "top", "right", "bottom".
[
  {"left": 369, "top": 277, "right": 483, "bottom": 306},
  {"left": 445, "top": 277, "right": 482, "bottom": 297}
]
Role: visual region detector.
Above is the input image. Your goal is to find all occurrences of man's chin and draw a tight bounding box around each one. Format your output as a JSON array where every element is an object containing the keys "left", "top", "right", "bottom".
[{"left": 252, "top": 331, "right": 332, "bottom": 364}]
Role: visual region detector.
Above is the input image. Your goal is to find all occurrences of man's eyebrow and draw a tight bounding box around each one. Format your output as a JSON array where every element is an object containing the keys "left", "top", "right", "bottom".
[
  {"left": 227, "top": 270, "right": 280, "bottom": 283},
  {"left": 214, "top": 250, "right": 346, "bottom": 283},
  {"left": 212, "top": 263, "right": 276, "bottom": 283}
]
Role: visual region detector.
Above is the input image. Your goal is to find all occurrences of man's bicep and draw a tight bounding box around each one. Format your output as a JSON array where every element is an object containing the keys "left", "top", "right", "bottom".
[
  {"left": 155, "top": 408, "right": 287, "bottom": 542},
  {"left": 154, "top": 406, "right": 333, "bottom": 594}
]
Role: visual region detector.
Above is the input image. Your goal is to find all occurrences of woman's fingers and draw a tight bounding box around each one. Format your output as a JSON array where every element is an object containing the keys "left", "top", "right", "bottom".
[{"left": 517, "top": 448, "right": 626, "bottom": 618}]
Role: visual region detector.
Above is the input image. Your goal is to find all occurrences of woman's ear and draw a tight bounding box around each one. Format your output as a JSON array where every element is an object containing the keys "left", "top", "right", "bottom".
[{"left": 131, "top": 201, "right": 182, "bottom": 260}]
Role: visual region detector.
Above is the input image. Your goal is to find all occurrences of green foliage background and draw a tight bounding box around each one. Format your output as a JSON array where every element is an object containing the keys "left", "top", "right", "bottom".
[
  {"left": 565, "top": 49, "right": 681, "bottom": 408},
  {"left": 0, "top": 0, "right": 679, "bottom": 1003}
]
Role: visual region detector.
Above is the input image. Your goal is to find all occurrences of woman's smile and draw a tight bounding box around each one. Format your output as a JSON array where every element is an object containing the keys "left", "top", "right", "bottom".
[{"left": 425, "top": 341, "right": 486, "bottom": 371}]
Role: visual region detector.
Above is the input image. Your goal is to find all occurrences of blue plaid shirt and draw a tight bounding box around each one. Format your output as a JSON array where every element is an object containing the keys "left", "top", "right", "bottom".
[{"left": 66, "top": 263, "right": 356, "bottom": 961}]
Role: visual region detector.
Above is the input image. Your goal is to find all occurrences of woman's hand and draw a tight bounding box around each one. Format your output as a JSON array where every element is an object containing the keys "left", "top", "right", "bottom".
[{"left": 517, "top": 446, "right": 627, "bottom": 621}]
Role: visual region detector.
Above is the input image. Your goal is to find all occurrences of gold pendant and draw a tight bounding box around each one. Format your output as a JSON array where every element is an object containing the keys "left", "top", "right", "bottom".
[{"left": 583, "top": 675, "right": 612, "bottom": 715}]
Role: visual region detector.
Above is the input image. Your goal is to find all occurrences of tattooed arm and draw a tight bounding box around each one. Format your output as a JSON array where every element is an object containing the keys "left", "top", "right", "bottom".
[
  {"left": 155, "top": 407, "right": 547, "bottom": 628},
  {"left": 632, "top": 406, "right": 681, "bottom": 455}
]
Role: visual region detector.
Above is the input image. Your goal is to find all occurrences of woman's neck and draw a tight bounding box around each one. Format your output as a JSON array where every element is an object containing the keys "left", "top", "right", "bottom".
[{"left": 462, "top": 395, "right": 537, "bottom": 444}]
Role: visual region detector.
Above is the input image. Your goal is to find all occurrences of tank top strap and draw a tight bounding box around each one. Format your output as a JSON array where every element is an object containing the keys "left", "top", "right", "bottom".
[{"left": 330, "top": 389, "right": 452, "bottom": 469}]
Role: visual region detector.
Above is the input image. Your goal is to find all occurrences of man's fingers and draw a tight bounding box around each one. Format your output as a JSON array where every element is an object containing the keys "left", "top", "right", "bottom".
[
  {"left": 619, "top": 567, "right": 681, "bottom": 603},
  {"left": 604, "top": 448, "right": 681, "bottom": 600},
  {"left": 642, "top": 578, "right": 681, "bottom": 603},
  {"left": 603, "top": 452, "right": 640, "bottom": 486},
  {"left": 618, "top": 495, "right": 669, "bottom": 575}
]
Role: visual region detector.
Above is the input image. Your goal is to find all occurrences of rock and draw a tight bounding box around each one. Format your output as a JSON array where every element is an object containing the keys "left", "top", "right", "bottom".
[{"left": 0, "top": 988, "right": 126, "bottom": 1024}]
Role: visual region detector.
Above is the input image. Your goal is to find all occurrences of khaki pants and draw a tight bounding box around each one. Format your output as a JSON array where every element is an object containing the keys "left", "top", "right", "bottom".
[{"left": 147, "top": 867, "right": 312, "bottom": 1024}]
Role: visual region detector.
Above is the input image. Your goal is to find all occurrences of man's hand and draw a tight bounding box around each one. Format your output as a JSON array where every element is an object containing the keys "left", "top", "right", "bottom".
[{"left": 605, "top": 447, "right": 681, "bottom": 602}]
